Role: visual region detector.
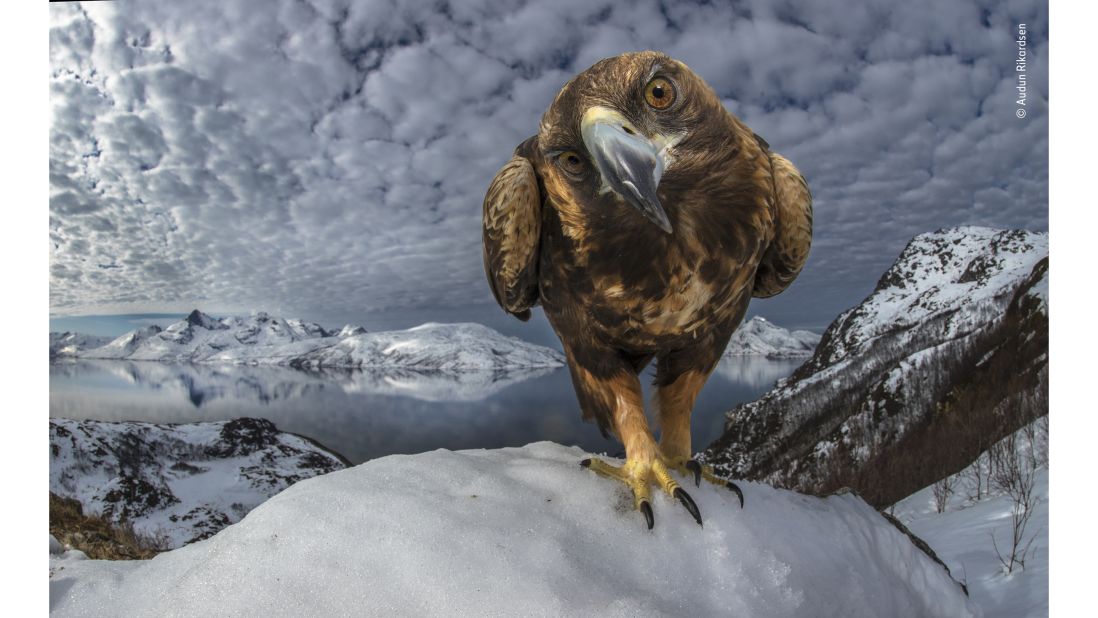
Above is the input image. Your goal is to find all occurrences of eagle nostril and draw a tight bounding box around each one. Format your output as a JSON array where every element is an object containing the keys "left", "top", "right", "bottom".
[{"left": 622, "top": 126, "right": 636, "bottom": 136}]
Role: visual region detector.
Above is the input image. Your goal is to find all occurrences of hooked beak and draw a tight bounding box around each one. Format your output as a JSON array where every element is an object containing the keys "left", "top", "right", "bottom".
[{"left": 580, "top": 106, "right": 674, "bottom": 234}]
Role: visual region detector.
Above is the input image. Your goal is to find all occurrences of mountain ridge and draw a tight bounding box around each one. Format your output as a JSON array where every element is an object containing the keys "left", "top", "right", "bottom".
[
  {"left": 52, "top": 312, "right": 565, "bottom": 371},
  {"left": 702, "top": 226, "right": 1049, "bottom": 507}
]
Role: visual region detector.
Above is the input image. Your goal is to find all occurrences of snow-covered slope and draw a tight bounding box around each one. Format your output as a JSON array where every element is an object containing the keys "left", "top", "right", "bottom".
[
  {"left": 49, "top": 332, "right": 113, "bottom": 358},
  {"left": 89, "top": 325, "right": 165, "bottom": 359},
  {"left": 723, "top": 317, "right": 820, "bottom": 358},
  {"left": 69, "top": 310, "right": 564, "bottom": 370},
  {"left": 703, "top": 227, "right": 1049, "bottom": 506},
  {"left": 50, "top": 418, "right": 346, "bottom": 549},
  {"left": 49, "top": 442, "right": 975, "bottom": 617},
  {"left": 892, "top": 419, "right": 1048, "bottom": 618},
  {"left": 809, "top": 228, "right": 1047, "bottom": 368}
]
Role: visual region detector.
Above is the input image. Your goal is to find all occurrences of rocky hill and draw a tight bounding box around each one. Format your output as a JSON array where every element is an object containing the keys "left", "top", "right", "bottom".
[
  {"left": 49, "top": 417, "right": 347, "bottom": 548},
  {"left": 49, "top": 331, "right": 114, "bottom": 359},
  {"left": 723, "top": 316, "right": 820, "bottom": 358},
  {"left": 702, "top": 227, "right": 1049, "bottom": 507}
]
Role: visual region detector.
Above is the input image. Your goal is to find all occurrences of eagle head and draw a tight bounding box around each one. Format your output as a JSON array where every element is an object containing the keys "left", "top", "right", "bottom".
[{"left": 536, "top": 51, "right": 732, "bottom": 234}]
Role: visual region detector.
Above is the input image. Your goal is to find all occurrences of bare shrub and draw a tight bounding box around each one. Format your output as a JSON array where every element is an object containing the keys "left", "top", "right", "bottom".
[
  {"left": 932, "top": 474, "right": 955, "bottom": 513},
  {"left": 989, "top": 428, "right": 1042, "bottom": 574},
  {"left": 961, "top": 451, "right": 992, "bottom": 504}
]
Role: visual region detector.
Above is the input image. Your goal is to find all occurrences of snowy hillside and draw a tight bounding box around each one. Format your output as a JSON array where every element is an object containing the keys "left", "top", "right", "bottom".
[
  {"left": 807, "top": 227, "right": 1047, "bottom": 369},
  {"left": 49, "top": 442, "right": 975, "bottom": 617},
  {"left": 49, "top": 332, "right": 113, "bottom": 358},
  {"left": 67, "top": 310, "right": 564, "bottom": 370},
  {"left": 50, "top": 418, "right": 346, "bottom": 548},
  {"left": 892, "top": 418, "right": 1048, "bottom": 618},
  {"left": 723, "top": 316, "right": 820, "bottom": 358},
  {"left": 703, "top": 227, "right": 1049, "bottom": 506}
]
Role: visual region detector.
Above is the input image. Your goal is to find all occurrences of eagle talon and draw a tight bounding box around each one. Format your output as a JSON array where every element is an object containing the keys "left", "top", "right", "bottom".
[
  {"left": 639, "top": 500, "right": 654, "bottom": 530},
  {"left": 673, "top": 458, "right": 746, "bottom": 509},
  {"left": 581, "top": 456, "right": 706, "bottom": 528},
  {"left": 685, "top": 460, "right": 702, "bottom": 487},
  {"left": 727, "top": 481, "right": 744, "bottom": 509},
  {"left": 673, "top": 487, "right": 702, "bottom": 526}
]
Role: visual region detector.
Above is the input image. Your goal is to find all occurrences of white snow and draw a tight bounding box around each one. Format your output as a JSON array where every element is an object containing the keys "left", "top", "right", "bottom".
[
  {"left": 891, "top": 420, "right": 1048, "bottom": 618},
  {"left": 723, "top": 316, "right": 821, "bottom": 358},
  {"left": 50, "top": 442, "right": 975, "bottom": 617}
]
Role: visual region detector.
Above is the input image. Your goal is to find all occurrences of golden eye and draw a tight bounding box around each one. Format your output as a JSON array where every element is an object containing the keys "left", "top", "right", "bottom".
[
  {"left": 644, "top": 77, "right": 676, "bottom": 110},
  {"left": 557, "top": 150, "right": 586, "bottom": 176}
]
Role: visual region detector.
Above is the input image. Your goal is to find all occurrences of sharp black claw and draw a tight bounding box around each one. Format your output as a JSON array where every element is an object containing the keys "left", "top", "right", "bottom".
[
  {"left": 685, "top": 460, "right": 702, "bottom": 487},
  {"left": 580, "top": 458, "right": 592, "bottom": 468},
  {"left": 639, "top": 500, "right": 654, "bottom": 530},
  {"left": 674, "top": 487, "right": 703, "bottom": 526},
  {"left": 727, "top": 481, "right": 744, "bottom": 508}
]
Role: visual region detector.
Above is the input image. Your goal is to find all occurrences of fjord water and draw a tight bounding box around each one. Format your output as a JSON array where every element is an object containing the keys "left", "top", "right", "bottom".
[{"left": 49, "top": 357, "right": 801, "bottom": 465}]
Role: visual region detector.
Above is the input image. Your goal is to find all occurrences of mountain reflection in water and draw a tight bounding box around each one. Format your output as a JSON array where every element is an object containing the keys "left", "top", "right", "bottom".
[{"left": 50, "top": 357, "right": 802, "bottom": 465}]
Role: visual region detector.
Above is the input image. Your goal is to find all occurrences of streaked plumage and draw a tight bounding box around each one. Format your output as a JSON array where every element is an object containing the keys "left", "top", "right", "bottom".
[{"left": 482, "top": 51, "right": 812, "bottom": 528}]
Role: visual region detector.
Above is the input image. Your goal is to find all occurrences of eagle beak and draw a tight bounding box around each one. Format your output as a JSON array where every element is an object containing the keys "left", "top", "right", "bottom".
[{"left": 581, "top": 106, "right": 674, "bottom": 234}]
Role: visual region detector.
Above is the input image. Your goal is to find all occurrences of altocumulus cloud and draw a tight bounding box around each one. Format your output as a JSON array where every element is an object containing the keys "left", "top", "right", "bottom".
[{"left": 49, "top": 0, "right": 1047, "bottom": 330}]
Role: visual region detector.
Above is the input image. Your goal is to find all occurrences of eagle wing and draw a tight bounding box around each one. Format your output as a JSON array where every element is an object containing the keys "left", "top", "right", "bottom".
[
  {"left": 482, "top": 148, "right": 542, "bottom": 321},
  {"left": 753, "top": 151, "right": 813, "bottom": 298}
]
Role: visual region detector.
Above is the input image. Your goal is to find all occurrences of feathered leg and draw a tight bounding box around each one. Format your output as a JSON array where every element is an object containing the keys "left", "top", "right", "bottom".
[
  {"left": 656, "top": 366, "right": 744, "bottom": 508},
  {"left": 571, "top": 363, "right": 702, "bottom": 529}
]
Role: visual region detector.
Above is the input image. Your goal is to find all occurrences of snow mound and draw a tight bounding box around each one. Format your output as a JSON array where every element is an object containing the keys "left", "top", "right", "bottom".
[
  {"left": 50, "top": 442, "right": 975, "bottom": 617},
  {"left": 724, "top": 317, "right": 820, "bottom": 358}
]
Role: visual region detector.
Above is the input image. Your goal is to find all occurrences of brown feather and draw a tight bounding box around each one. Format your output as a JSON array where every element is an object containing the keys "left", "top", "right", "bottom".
[
  {"left": 482, "top": 149, "right": 542, "bottom": 320},
  {"left": 753, "top": 152, "right": 813, "bottom": 298}
]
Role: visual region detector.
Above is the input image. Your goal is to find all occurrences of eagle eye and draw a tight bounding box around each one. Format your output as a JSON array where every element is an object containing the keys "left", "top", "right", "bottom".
[
  {"left": 556, "top": 150, "right": 586, "bottom": 177},
  {"left": 644, "top": 77, "right": 676, "bottom": 110}
]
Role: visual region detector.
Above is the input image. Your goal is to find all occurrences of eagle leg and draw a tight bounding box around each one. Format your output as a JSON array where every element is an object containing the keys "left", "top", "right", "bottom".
[
  {"left": 581, "top": 456, "right": 701, "bottom": 528},
  {"left": 652, "top": 362, "right": 745, "bottom": 508}
]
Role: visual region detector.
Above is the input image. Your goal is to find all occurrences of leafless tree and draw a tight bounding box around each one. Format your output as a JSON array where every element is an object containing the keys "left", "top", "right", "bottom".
[
  {"left": 932, "top": 474, "right": 955, "bottom": 514},
  {"left": 990, "top": 428, "right": 1042, "bottom": 573}
]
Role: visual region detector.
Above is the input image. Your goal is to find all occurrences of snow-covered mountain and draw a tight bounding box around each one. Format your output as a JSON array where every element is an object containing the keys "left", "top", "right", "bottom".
[
  {"left": 288, "top": 322, "right": 562, "bottom": 370},
  {"left": 49, "top": 442, "right": 976, "bottom": 617},
  {"left": 50, "top": 417, "right": 346, "bottom": 549},
  {"left": 703, "top": 227, "right": 1049, "bottom": 507},
  {"left": 91, "top": 324, "right": 167, "bottom": 358},
  {"left": 49, "top": 332, "right": 113, "bottom": 358},
  {"left": 65, "top": 311, "right": 564, "bottom": 370},
  {"left": 723, "top": 316, "right": 820, "bottom": 358}
]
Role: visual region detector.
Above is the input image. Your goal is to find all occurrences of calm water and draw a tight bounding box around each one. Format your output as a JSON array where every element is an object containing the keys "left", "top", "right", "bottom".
[{"left": 49, "top": 357, "right": 801, "bottom": 465}]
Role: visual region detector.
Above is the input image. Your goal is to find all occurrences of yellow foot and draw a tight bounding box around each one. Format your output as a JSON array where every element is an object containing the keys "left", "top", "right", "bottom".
[
  {"left": 580, "top": 456, "right": 702, "bottom": 529},
  {"left": 661, "top": 456, "right": 745, "bottom": 509}
]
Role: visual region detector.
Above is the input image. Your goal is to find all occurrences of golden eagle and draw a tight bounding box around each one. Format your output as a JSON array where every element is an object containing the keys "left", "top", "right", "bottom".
[{"left": 482, "top": 51, "right": 812, "bottom": 528}]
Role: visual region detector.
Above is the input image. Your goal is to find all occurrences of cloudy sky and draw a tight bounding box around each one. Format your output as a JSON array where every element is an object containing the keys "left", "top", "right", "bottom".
[{"left": 48, "top": 0, "right": 1048, "bottom": 341}]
